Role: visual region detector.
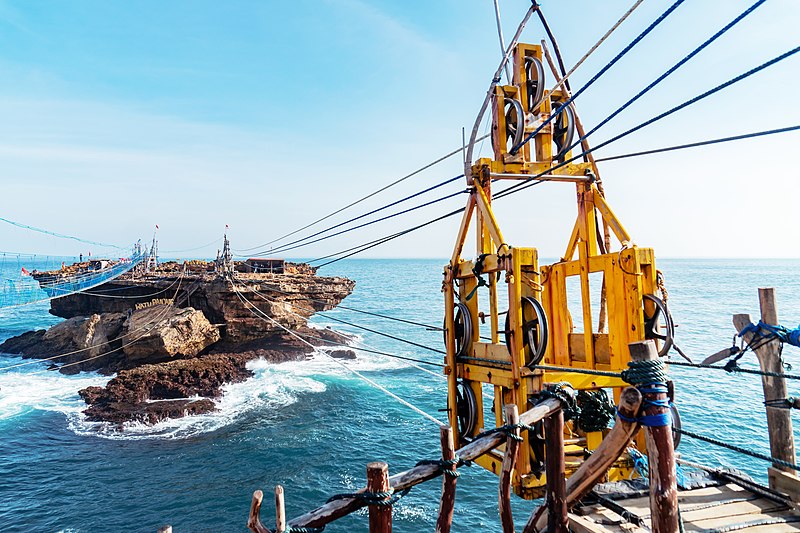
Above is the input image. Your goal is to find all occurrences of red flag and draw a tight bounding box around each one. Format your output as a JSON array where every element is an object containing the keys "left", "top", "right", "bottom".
[
  {"left": 155, "top": 224, "right": 159, "bottom": 229},
  {"left": 21, "top": 267, "right": 30, "bottom": 276}
]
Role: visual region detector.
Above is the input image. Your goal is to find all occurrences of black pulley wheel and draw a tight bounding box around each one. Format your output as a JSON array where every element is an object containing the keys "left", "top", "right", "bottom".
[
  {"left": 524, "top": 55, "right": 545, "bottom": 112},
  {"left": 552, "top": 102, "right": 576, "bottom": 161},
  {"left": 643, "top": 294, "right": 674, "bottom": 357},
  {"left": 504, "top": 296, "right": 549, "bottom": 365},
  {"left": 455, "top": 380, "right": 478, "bottom": 438},
  {"left": 504, "top": 97, "right": 525, "bottom": 151},
  {"left": 444, "top": 302, "right": 473, "bottom": 358},
  {"left": 671, "top": 402, "right": 681, "bottom": 450}
]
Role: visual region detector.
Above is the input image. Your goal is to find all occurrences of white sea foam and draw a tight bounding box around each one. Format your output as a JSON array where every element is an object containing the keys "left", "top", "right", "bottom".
[
  {"left": 67, "top": 356, "right": 328, "bottom": 440},
  {"left": 0, "top": 357, "right": 110, "bottom": 420},
  {"left": 1, "top": 329, "right": 428, "bottom": 440}
]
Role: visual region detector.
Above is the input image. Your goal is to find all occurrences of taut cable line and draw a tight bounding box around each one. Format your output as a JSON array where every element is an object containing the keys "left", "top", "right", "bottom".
[
  {"left": 236, "top": 137, "right": 489, "bottom": 253},
  {"left": 230, "top": 283, "right": 446, "bottom": 426}
]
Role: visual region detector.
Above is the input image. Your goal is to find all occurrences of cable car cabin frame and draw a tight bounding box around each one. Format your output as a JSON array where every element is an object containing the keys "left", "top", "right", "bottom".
[{"left": 442, "top": 43, "right": 666, "bottom": 499}]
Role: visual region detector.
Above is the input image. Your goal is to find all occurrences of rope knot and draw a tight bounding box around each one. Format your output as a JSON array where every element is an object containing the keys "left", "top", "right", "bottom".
[{"left": 621, "top": 358, "right": 667, "bottom": 385}]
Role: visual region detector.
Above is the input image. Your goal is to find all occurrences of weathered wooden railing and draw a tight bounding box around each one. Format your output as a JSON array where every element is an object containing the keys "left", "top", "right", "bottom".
[{"left": 247, "top": 340, "right": 684, "bottom": 533}]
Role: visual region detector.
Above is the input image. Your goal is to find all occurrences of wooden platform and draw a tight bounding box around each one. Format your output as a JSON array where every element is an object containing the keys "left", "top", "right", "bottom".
[{"left": 572, "top": 482, "right": 800, "bottom": 532}]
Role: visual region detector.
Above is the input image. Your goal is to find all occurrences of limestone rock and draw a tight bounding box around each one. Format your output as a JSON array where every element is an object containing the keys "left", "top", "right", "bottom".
[
  {"left": 121, "top": 305, "right": 220, "bottom": 363},
  {"left": 79, "top": 353, "right": 252, "bottom": 425}
]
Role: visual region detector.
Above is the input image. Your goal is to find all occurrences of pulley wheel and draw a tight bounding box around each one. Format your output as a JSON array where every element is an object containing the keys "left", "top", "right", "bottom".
[
  {"left": 524, "top": 55, "right": 545, "bottom": 112},
  {"left": 455, "top": 380, "right": 478, "bottom": 438},
  {"left": 552, "top": 102, "right": 576, "bottom": 161},
  {"left": 443, "top": 302, "right": 473, "bottom": 359},
  {"left": 643, "top": 294, "right": 674, "bottom": 357},
  {"left": 504, "top": 97, "right": 525, "bottom": 152},
  {"left": 504, "top": 296, "right": 549, "bottom": 365},
  {"left": 671, "top": 402, "right": 681, "bottom": 450}
]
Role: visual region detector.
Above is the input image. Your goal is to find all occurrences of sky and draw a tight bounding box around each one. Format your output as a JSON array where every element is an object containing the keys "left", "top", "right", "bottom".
[{"left": 0, "top": 0, "right": 798, "bottom": 261}]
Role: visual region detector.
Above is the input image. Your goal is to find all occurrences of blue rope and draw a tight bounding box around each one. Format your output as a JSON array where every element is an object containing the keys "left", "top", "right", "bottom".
[
  {"left": 0, "top": 216, "right": 123, "bottom": 248},
  {"left": 740, "top": 320, "right": 800, "bottom": 348},
  {"left": 568, "top": 0, "right": 767, "bottom": 154},
  {"left": 510, "top": 0, "right": 687, "bottom": 154}
]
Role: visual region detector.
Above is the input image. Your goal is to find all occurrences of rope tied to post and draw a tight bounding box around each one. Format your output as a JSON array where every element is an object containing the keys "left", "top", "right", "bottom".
[
  {"left": 465, "top": 253, "right": 491, "bottom": 301},
  {"left": 740, "top": 320, "right": 800, "bottom": 348},
  {"left": 474, "top": 422, "right": 535, "bottom": 442},
  {"left": 621, "top": 358, "right": 668, "bottom": 386},
  {"left": 326, "top": 487, "right": 411, "bottom": 507},
  {"left": 536, "top": 383, "right": 580, "bottom": 421},
  {"left": 576, "top": 389, "right": 615, "bottom": 432},
  {"left": 415, "top": 456, "right": 471, "bottom": 478},
  {"left": 286, "top": 527, "right": 325, "bottom": 533}
]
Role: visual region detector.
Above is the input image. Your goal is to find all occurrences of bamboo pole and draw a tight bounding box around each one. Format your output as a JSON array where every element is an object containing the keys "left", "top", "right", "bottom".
[
  {"left": 734, "top": 288, "right": 796, "bottom": 476},
  {"left": 544, "top": 409, "right": 568, "bottom": 533},
  {"left": 286, "top": 398, "right": 563, "bottom": 530},
  {"left": 275, "top": 485, "right": 286, "bottom": 533},
  {"left": 247, "top": 490, "right": 270, "bottom": 533},
  {"left": 523, "top": 387, "right": 643, "bottom": 533},
  {"left": 436, "top": 425, "right": 457, "bottom": 533},
  {"left": 499, "top": 404, "right": 521, "bottom": 532},
  {"left": 629, "top": 340, "right": 678, "bottom": 533},
  {"left": 367, "top": 462, "right": 392, "bottom": 533}
]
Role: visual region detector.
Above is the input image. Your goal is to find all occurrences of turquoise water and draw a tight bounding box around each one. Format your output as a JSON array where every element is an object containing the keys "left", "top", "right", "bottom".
[{"left": 1, "top": 258, "right": 800, "bottom": 532}]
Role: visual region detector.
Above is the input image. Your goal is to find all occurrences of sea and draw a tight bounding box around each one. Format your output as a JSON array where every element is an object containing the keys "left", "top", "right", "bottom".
[{"left": 1, "top": 258, "right": 800, "bottom": 532}]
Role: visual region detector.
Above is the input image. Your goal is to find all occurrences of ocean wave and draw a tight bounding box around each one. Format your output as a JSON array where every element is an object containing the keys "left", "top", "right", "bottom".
[
  {"left": 0, "top": 357, "right": 109, "bottom": 421},
  {"left": 67, "top": 357, "right": 327, "bottom": 440}
]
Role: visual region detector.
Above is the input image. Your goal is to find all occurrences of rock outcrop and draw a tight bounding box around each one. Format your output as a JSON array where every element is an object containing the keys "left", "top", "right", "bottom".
[
  {"left": 1, "top": 261, "right": 358, "bottom": 427},
  {"left": 79, "top": 353, "right": 253, "bottom": 425},
  {"left": 121, "top": 305, "right": 220, "bottom": 363}
]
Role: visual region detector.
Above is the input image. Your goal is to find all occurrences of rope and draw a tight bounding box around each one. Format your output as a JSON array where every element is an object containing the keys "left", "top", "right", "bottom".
[
  {"left": 238, "top": 282, "right": 446, "bottom": 377},
  {"left": 0, "top": 216, "right": 123, "bottom": 249},
  {"left": 491, "top": 0, "right": 511, "bottom": 83},
  {"left": 545, "top": 0, "right": 644, "bottom": 100},
  {"left": 511, "top": 0, "right": 687, "bottom": 154},
  {"left": 569, "top": 0, "right": 768, "bottom": 154},
  {"left": 237, "top": 136, "right": 488, "bottom": 252},
  {"left": 326, "top": 487, "right": 411, "bottom": 507},
  {"left": 621, "top": 358, "right": 668, "bottom": 386},
  {"left": 231, "top": 284, "right": 446, "bottom": 427},
  {"left": 415, "top": 456, "right": 468, "bottom": 478},
  {"left": 496, "top": 42, "right": 800, "bottom": 200},
  {"left": 26, "top": 270, "right": 187, "bottom": 374},
  {"left": 0, "top": 270, "right": 187, "bottom": 371},
  {"left": 666, "top": 360, "right": 800, "bottom": 381},
  {"left": 576, "top": 389, "right": 615, "bottom": 432},
  {"left": 677, "top": 427, "right": 800, "bottom": 472},
  {"left": 595, "top": 125, "right": 800, "bottom": 163},
  {"left": 260, "top": 176, "right": 465, "bottom": 255}
]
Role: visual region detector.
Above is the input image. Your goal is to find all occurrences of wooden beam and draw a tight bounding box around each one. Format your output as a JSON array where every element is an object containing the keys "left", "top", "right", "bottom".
[
  {"left": 734, "top": 290, "right": 796, "bottom": 476},
  {"left": 367, "top": 462, "right": 392, "bottom": 533},
  {"left": 499, "top": 404, "right": 521, "bottom": 533},
  {"left": 436, "top": 426, "right": 457, "bottom": 533},
  {"left": 450, "top": 195, "right": 476, "bottom": 266},
  {"left": 247, "top": 490, "right": 270, "bottom": 533},
  {"left": 474, "top": 179, "right": 508, "bottom": 253},
  {"left": 545, "top": 409, "right": 569, "bottom": 533},
  {"left": 275, "top": 485, "right": 286, "bottom": 533},
  {"left": 286, "top": 398, "right": 563, "bottom": 530},
  {"left": 591, "top": 187, "right": 631, "bottom": 246},
  {"left": 523, "top": 387, "right": 643, "bottom": 533},
  {"left": 629, "top": 340, "right": 678, "bottom": 533}
]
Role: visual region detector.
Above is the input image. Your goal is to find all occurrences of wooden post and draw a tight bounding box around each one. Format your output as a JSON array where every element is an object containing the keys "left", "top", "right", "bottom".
[
  {"left": 436, "top": 425, "right": 457, "bottom": 533},
  {"left": 499, "top": 404, "right": 521, "bottom": 533},
  {"left": 247, "top": 490, "right": 270, "bottom": 533},
  {"left": 733, "top": 288, "right": 796, "bottom": 475},
  {"left": 629, "top": 340, "right": 678, "bottom": 533},
  {"left": 544, "top": 409, "right": 568, "bottom": 533},
  {"left": 275, "top": 485, "right": 286, "bottom": 533},
  {"left": 157, "top": 527, "right": 172, "bottom": 533},
  {"left": 523, "top": 387, "right": 643, "bottom": 533},
  {"left": 367, "top": 462, "right": 392, "bottom": 533}
]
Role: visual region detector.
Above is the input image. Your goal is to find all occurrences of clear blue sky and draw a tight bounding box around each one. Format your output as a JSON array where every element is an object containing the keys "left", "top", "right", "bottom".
[{"left": 0, "top": 0, "right": 798, "bottom": 259}]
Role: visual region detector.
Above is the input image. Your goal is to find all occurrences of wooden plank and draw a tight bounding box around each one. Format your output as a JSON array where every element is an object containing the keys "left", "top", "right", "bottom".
[
  {"left": 770, "top": 467, "right": 800, "bottom": 502},
  {"left": 436, "top": 426, "right": 457, "bottom": 533},
  {"left": 499, "top": 405, "right": 521, "bottom": 532},
  {"left": 472, "top": 342, "right": 513, "bottom": 363}
]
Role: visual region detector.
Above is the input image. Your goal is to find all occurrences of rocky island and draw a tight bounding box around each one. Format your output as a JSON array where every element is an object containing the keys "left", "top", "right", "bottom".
[{"left": 0, "top": 258, "right": 355, "bottom": 426}]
